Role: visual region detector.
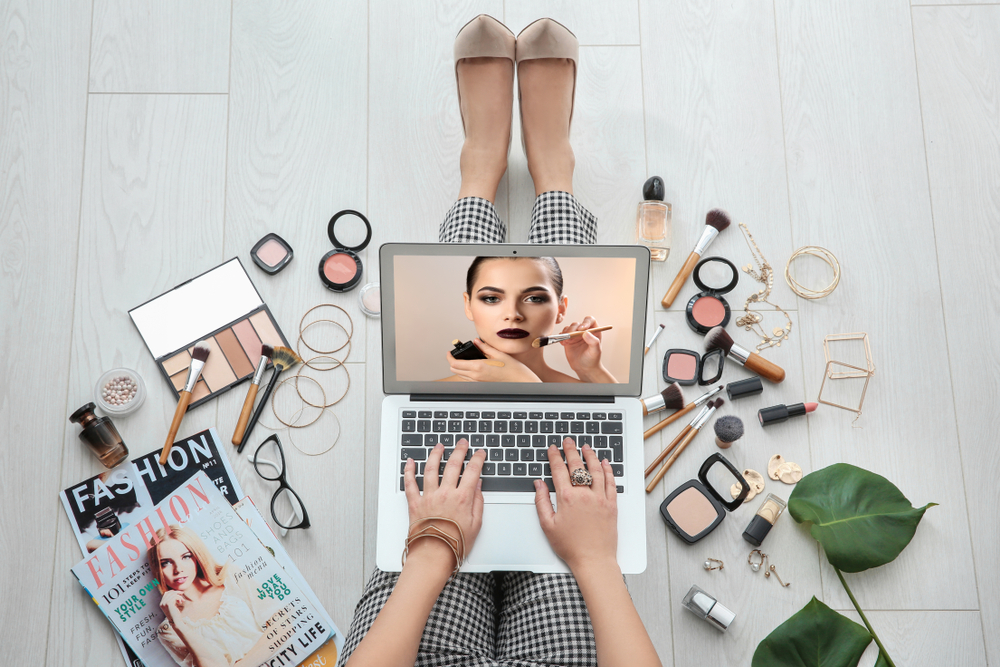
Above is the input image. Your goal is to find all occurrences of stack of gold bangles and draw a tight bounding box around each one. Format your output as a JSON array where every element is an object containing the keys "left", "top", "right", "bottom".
[{"left": 402, "top": 517, "right": 467, "bottom": 577}]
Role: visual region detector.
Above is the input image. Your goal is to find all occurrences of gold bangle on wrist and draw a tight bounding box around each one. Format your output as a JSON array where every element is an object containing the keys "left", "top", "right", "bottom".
[{"left": 402, "top": 517, "right": 467, "bottom": 577}]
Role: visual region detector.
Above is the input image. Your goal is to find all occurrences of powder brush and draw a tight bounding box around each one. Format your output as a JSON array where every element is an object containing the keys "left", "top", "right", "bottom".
[
  {"left": 237, "top": 346, "right": 302, "bottom": 453},
  {"left": 644, "top": 384, "right": 723, "bottom": 439},
  {"left": 646, "top": 399, "right": 723, "bottom": 493},
  {"left": 161, "top": 341, "right": 211, "bottom": 465},
  {"left": 532, "top": 325, "right": 612, "bottom": 348},
  {"left": 661, "top": 209, "right": 731, "bottom": 308},
  {"left": 640, "top": 382, "right": 685, "bottom": 417},
  {"left": 704, "top": 326, "right": 785, "bottom": 383},
  {"left": 232, "top": 344, "right": 273, "bottom": 447}
]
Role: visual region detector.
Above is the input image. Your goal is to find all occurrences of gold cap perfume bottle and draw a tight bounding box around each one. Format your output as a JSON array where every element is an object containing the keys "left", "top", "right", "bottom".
[{"left": 636, "top": 176, "right": 672, "bottom": 261}]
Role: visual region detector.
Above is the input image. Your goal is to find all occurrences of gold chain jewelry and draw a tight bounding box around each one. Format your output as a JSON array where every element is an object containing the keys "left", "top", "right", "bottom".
[{"left": 735, "top": 223, "right": 792, "bottom": 351}]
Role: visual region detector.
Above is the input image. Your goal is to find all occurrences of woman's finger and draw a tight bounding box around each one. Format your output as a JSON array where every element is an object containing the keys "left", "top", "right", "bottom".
[
  {"left": 441, "top": 438, "right": 468, "bottom": 488},
  {"left": 602, "top": 459, "right": 617, "bottom": 500},
  {"left": 402, "top": 457, "right": 420, "bottom": 504},
  {"left": 472, "top": 479, "right": 484, "bottom": 527},
  {"left": 425, "top": 442, "right": 444, "bottom": 493},
  {"left": 548, "top": 444, "right": 570, "bottom": 490},
  {"left": 581, "top": 444, "right": 605, "bottom": 496},
  {"left": 460, "top": 446, "right": 486, "bottom": 493},
  {"left": 563, "top": 436, "right": 584, "bottom": 475},
  {"left": 533, "top": 479, "right": 555, "bottom": 529}
]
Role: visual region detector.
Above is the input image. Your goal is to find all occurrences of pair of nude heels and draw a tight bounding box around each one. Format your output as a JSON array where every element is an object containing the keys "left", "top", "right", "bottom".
[{"left": 454, "top": 15, "right": 578, "bottom": 152}]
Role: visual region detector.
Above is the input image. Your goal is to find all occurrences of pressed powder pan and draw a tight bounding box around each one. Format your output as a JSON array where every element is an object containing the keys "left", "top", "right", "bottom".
[{"left": 660, "top": 453, "right": 750, "bottom": 543}]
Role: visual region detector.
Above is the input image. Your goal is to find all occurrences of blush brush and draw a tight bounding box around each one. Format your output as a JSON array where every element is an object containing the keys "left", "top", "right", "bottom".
[
  {"left": 661, "top": 209, "right": 731, "bottom": 308},
  {"left": 237, "top": 346, "right": 302, "bottom": 453},
  {"left": 704, "top": 326, "right": 785, "bottom": 383},
  {"left": 644, "top": 384, "right": 723, "bottom": 439},
  {"left": 231, "top": 344, "right": 273, "bottom": 447},
  {"left": 161, "top": 341, "right": 211, "bottom": 465},
  {"left": 640, "top": 382, "right": 685, "bottom": 417}
]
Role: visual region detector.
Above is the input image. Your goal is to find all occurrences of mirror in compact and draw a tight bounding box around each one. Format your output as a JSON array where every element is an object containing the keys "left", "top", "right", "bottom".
[{"left": 659, "top": 453, "right": 749, "bottom": 544}]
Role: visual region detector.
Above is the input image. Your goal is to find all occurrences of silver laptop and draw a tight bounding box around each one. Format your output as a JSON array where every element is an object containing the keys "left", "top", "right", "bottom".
[{"left": 375, "top": 243, "right": 649, "bottom": 573}]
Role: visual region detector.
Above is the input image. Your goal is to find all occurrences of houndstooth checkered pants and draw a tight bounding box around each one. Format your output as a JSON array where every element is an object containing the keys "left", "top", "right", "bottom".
[{"left": 338, "top": 191, "right": 599, "bottom": 667}]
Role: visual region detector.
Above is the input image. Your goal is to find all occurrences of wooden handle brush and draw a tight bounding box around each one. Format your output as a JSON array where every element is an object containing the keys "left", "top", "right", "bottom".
[
  {"left": 643, "top": 385, "right": 723, "bottom": 439},
  {"left": 232, "top": 344, "right": 273, "bottom": 446},
  {"left": 161, "top": 341, "right": 211, "bottom": 465},
  {"left": 661, "top": 209, "right": 730, "bottom": 308},
  {"left": 644, "top": 401, "right": 713, "bottom": 477},
  {"left": 236, "top": 346, "right": 301, "bottom": 453},
  {"left": 704, "top": 326, "right": 785, "bottom": 383},
  {"left": 646, "top": 399, "right": 722, "bottom": 493}
]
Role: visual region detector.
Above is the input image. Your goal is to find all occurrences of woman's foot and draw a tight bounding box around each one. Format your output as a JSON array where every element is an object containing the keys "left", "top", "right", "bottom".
[
  {"left": 456, "top": 57, "right": 513, "bottom": 203},
  {"left": 518, "top": 58, "right": 575, "bottom": 196}
]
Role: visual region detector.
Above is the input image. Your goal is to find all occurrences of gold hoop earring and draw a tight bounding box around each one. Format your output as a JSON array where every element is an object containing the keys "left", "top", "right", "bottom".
[{"left": 703, "top": 558, "right": 724, "bottom": 571}]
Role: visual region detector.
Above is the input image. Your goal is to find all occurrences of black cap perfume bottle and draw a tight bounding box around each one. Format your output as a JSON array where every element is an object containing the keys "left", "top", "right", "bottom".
[{"left": 70, "top": 403, "right": 129, "bottom": 469}]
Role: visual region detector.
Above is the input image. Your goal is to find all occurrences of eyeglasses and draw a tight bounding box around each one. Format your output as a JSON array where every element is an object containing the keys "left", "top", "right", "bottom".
[{"left": 251, "top": 434, "right": 311, "bottom": 531}]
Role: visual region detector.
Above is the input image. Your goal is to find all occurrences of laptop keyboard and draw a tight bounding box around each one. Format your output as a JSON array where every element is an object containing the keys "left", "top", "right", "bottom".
[{"left": 398, "top": 409, "right": 625, "bottom": 494}]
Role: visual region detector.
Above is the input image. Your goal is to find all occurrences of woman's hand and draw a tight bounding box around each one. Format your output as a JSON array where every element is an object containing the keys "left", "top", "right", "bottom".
[
  {"left": 532, "top": 437, "right": 618, "bottom": 571},
  {"left": 159, "top": 590, "right": 189, "bottom": 627},
  {"left": 559, "top": 317, "right": 614, "bottom": 383},
  {"left": 446, "top": 338, "right": 541, "bottom": 383},
  {"left": 403, "top": 438, "right": 487, "bottom": 571}
]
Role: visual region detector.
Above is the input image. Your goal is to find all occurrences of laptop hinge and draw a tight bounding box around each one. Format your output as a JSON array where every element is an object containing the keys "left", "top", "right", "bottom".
[{"left": 409, "top": 394, "right": 616, "bottom": 403}]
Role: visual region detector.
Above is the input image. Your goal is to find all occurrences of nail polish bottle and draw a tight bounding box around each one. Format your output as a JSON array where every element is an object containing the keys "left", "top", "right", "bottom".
[
  {"left": 636, "top": 176, "right": 672, "bottom": 261},
  {"left": 681, "top": 585, "right": 736, "bottom": 631},
  {"left": 70, "top": 402, "right": 129, "bottom": 469}
]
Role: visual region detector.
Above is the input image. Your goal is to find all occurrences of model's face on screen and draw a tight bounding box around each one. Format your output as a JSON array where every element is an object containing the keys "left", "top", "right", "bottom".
[{"left": 463, "top": 258, "right": 568, "bottom": 355}]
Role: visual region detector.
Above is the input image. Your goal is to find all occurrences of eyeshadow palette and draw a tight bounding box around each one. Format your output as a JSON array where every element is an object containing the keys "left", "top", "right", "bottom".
[{"left": 129, "top": 258, "right": 289, "bottom": 409}]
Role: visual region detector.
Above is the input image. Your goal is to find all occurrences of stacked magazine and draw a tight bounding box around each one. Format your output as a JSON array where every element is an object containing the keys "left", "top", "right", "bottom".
[{"left": 61, "top": 429, "right": 341, "bottom": 667}]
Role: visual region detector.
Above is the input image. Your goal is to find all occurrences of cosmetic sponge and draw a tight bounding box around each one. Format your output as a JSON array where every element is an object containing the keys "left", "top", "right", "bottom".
[{"left": 714, "top": 415, "right": 744, "bottom": 449}]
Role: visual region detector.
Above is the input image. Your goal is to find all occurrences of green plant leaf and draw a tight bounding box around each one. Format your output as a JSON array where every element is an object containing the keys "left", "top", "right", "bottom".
[
  {"left": 752, "top": 597, "right": 872, "bottom": 667},
  {"left": 874, "top": 652, "right": 891, "bottom": 667},
  {"left": 788, "top": 463, "right": 937, "bottom": 573}
]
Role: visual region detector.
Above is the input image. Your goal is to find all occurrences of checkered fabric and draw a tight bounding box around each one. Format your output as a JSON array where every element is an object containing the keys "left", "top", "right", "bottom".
[
  {"left": 337, "top": 569, "right": 598, "bottom": 667},
  {"left": 438, "top": 191, "right": 597, "bottom": 244}
]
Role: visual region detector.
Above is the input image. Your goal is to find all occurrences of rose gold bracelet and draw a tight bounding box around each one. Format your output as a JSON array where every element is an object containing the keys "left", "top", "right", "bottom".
[{"left": 401, "top": 517, "right": 466, "bottom": 576}]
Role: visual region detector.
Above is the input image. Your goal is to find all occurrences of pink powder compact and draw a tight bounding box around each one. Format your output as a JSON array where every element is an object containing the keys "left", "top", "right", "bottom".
[
  {"left": 659, "top": 453, "right": 750, "bottom": 544},
  {"left": 319, "top": 209, "right": 372, "bottom": 292},
  {"left": 662, "top": 348, "right": 725, "bottom": 386},
  {"left": 685, "top": 256, "right": 737, "bottom": 334},
  {"left": 251, "top": 233, "right": 294, "bottom": 275}
]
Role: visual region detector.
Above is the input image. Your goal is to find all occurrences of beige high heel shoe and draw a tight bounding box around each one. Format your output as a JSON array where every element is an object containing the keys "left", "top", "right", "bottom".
[
  {"left": 454, "top": 15, "right": 516, "bottom": 146},
  {"left": 515, "top": 18, "right": 579, "bottom": 153}
]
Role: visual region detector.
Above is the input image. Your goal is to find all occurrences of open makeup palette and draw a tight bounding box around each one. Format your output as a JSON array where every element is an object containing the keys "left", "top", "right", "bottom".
[{"left": 129, "top": 258, "right": 289, "bottom": 408}]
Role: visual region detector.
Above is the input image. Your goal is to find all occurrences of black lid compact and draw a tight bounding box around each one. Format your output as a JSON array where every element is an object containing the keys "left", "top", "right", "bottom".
[
  {"left": 663, "top": 348, "right": 725, "bottom": 386},
  {"left": 659, "top": 453, "right": 750, "bottom": 544},
  {"left": 250, "top": 233, "right": 294, "bottom": 275},
  {"left": 319, "top": 209, "right": 372, "bottom": 292},
  {"left": 686, "top": 256, "right": 738, "bottom": 334}
]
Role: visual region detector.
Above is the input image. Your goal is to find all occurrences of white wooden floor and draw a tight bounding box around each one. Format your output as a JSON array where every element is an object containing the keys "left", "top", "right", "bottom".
[{"left": 3, "top": 1, "right": 998, "bottom": 665}]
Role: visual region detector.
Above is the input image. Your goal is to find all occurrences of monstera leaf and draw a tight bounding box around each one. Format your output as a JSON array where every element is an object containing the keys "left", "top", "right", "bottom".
[
  {"left": 752, "top": 598, "right": 872, "bottom": 667},
  {"left": 788, "top": 463, "right": 936, "bottom": 573}
]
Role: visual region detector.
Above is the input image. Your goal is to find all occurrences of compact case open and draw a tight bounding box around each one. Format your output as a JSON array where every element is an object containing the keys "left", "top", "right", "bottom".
[
  {"left": 663, "top": 348, "right": 725, "bottom": 386},
  {"left": 319, "top": 209, "right": 372, "bottom": 292},
  {"left": 659, "top": 453, "right": 750, "bottom": 543},
  {"left": 686, "top": 256, "right": 738, "bottom": 334},
  {"left": 250, "top": 233, "right": 293, "bottom": 275}
]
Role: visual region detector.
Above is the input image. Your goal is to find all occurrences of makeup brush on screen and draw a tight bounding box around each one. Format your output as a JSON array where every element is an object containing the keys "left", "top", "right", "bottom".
[
  {"left": 231, "top": 344, "right": 273, "bottom": 447},
  {"left": 644, "top": 384, "right": 723, "bottom": 439},
  {"left": 704, "top": 326, "right": 785, "bottom": 383},
  {"left": 644, "top": 323, "right": 665, "bottom": 355},
  {"left": 646, "top": 399, "right": 723, "bottom": 493},
  {"left": 661, "top": 209, "right": 731, "bottom": 308},
  {"left": 532, "top": 325, "right": 612, "bottom": 348},
  {"left": 237, "top": 346, "right": 302, "bottom": 453},
  {"left": 640, "top": 382, "right": 685, "bottom": 417},
  {"left": 160, "top": 341, "right": 211, "bottom": 465}
]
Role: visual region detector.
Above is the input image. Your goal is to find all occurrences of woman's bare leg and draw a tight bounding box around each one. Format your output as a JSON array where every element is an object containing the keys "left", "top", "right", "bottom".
[
  {"left": 518, "top": 58, "right": 575, "bottom": 197},
  {"left": 456, "top": 57, "right": 513, "bottom": 204}
]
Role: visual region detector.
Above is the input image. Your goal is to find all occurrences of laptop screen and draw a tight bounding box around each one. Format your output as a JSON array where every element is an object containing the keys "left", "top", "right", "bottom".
[{"left": 380, "top": 244, "right": 650, "bottom": 397}]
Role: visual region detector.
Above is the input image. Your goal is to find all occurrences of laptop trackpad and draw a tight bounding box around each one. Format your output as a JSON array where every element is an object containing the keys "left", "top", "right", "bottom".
[{"left": 466, "top": 503, "right": 559, "bottom": 568}]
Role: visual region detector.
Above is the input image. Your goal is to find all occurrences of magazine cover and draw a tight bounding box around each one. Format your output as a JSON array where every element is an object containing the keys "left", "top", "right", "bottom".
[
  {"left": 72, "top": 472, "right": 333, "bottom": 667},
  {"left": 234, "top": 496, "right": 343, "bottom": 660}
]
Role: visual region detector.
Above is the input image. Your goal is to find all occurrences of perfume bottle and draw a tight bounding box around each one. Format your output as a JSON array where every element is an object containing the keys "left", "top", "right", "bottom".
[
  {"left": 70, "top": 402, "right": 129, "bottom": 469},
  {"left": 636, "top": 176, "right": 672, "bottom": 261}
]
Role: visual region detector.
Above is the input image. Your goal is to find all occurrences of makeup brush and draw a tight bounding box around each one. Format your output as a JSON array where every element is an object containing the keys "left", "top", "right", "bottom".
[
  {"left": 704, "top": 326, "right": 785, "bottom": 383},
  {"left": 644, "top": 402, "right": 710, "bottom": 478},
  {"left": 232, "top": 344, "right": 273, "bottom": 447},
  {"left": 237, "top": 346, "right": 302, "bottom": 453},
  {"left": 532, "top": 325, "right": 612, "bottom": 348},
  {"left": 661, "top": 209, "right": 731, "bottom": 308},
  {"left": 640, "top": 383, "right": 685, "bottom": 417},
  {"left": 160, "top": 341, "right": 211, "bottom": 465},
  {"left": 714, "top": 414, "right": 744, "bottom": 449},
  {"left": 644, "top": 323, "right": 666, "bottom": 355},
  {"left": 646, "top": 399, "right": 723, "bottom": 494},
  {"left": 643, "top": 385, "right": 723, "bottom": 439}
]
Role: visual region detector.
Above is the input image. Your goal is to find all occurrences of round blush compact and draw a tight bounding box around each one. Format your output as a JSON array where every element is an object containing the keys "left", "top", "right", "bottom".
[
  {"left": 685, "top": 256, "right": 738, "bottom": 334},
  {"left": 319, "top": 210, "right": 372, "bottom": 292}
]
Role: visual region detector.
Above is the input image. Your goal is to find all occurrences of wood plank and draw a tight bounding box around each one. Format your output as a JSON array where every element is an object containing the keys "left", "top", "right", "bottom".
[
  {"left": 505, "top": 1, "right": 640, "bottom": 46},
  {"left": 225, "top": 0, "right": 369, "bottom": 633},
  {"left": 774, "top": 0, "right": 978, "bottom": 611},
  {"left": 90, "top": 0, "right": 230, "bottom": 93},
  {"left": 47, "top": 93, "right": 229, "bottom": 666},
  {"left": 913, "top": 5, "right": 1000, "bottom": 663},
  {"left": 839, "top": 611, "right": 988, "bottom": 667},
  {"left": 0, "top": 0, "right": 90, "bottom": 663}
]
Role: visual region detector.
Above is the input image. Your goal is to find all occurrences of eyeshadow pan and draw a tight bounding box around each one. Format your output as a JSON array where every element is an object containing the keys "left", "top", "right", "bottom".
[
  {"left": 190, "top": 379, "right": 210, "bottom": 402},
  {"left": 170, "top": 370, "right": 187, "bottom": 391},
  {"left": 249, "top": 310, "right": 283, "bottom": 349},
  {"left": 162, "top": 350, "right": 192, "bottom": 376},
  {"left": 195, "top": 337, "right": 237, "bottom": 391},
  {"left": 667, "top": 353, "right": 697, "bottom": 380},
  {"left": 324, "top": 252, "right": 358, "bottom": 283},
  {"left": 692, "top": 296, "right": 726, "bottom": 327},
  {"left": 232, "top": 318, "right": 264, "bottom": 368},
  {"left": 216, "top": 327, "right": 254, "bottom": 378},
  {"left": 666, "top": 487, "right": 719, "bottom": 537}
]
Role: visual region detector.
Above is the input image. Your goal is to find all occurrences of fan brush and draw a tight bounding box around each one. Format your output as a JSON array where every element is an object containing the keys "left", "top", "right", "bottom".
[{"left": 237, "top": 346, "right": 302, "bottom": 453}]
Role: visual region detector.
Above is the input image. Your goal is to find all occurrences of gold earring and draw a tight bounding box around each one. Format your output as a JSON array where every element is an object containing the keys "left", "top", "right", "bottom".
[
  {"left": 747, "top": 549, "right": 767, "bottom": 572},
  {"left": 765, "top": 564, "right": 790, "bottom": 587},
  {"left": 703, "top": 558, "right": 724, "bottom": 571}
]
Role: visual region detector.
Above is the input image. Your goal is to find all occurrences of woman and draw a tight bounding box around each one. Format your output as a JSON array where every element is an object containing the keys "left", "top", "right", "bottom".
[
  {"left": 443, "top": 255, "right": 617, "bottom": 383},
  {"left": 340, "top": 15, "right": 661, "bottom": 667},
  {"left": 150, "top": 525, "right": 281, "bottom": 667}
]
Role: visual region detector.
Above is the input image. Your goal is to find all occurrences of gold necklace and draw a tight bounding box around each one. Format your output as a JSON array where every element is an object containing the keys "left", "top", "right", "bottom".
[{"left": 735, "top": 222, "right": 792, "bottom": 351}]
